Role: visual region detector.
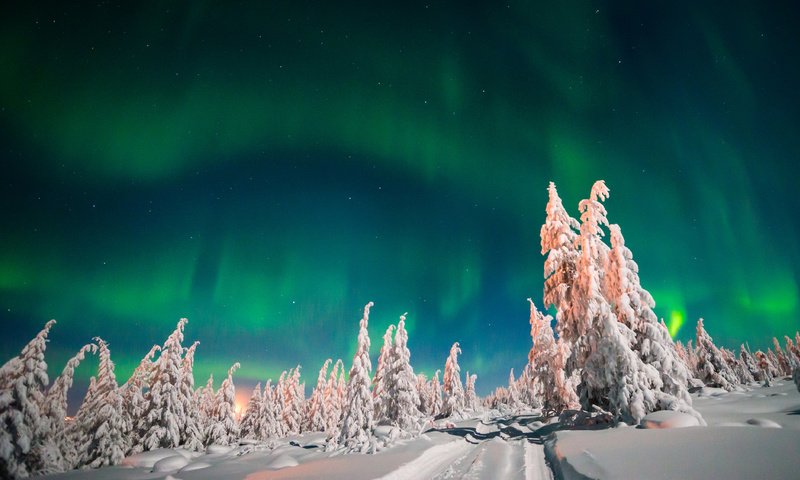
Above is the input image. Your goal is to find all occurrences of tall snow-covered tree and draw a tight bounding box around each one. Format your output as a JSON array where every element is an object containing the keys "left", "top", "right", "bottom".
[
  {"left": 205, "top": 363, "right": 240, "bottom": 446},
  {"left": 239, "top": 383, "right": 262, "bottom": 440},
  {"left": 321, "top": 360, "right": 344, "bottom": 437},
  {"left": 739, "top": 345, "right": 762, "bottom": 382},
  {"left": 282, "top": 366, "right": 304, "bottom": 435},
  {"left": 43, "top": 343, "right": 96, "bottom": 471},
  {"left": 430, "top": 370, "right": 443, "bottom": 418},
  {"left": 179, "top": 341, "right": 203, "bottom": 451},
  {"left": 307, "top": 359, "right": 332, "bottom": 432},
  {"left": 0, "top": 320, "right": 57, "bottom": 478},
  {"left": 755, "top": 350, "right": 780, "bottom": 382},
  {"left": 540, "top": 182, "right": 581, "bottom": 349},
  {"left": 74, "top": 338, "right": 127, "bottom": 469},
  {"left": 196, "top": 374, "right": 215, "bottom": 443},
  {"left": 506, "top": 369, "right": 522, "bottom": 410},
  {"left": 139, "top": 319, "right": 188, "bottom": 450},
  {"left": 259, "top": 380, "right": 280, "bottom": 440},
  {"left": 695, "top": 318, "right": 738, "bottom": 391},
  {"left": 772, "top": 338, "right": 791, "bottom": 375},
  {"left": 464, "top": 372, "right": 479, "bottom": 412},
  {"left": 120, "top": 345, "right": 160, "bottom": 454},
  {"left": 372, "top": 324, "right": 395, "bottom": 423},
  {"left": 336, "top": 302, "right": 376, "bottom": 452},
  {"left": 385, "top": 313, "right": 420, "bottom": 431},
  {"left": 604, "top": 224, "right": 698, "bottom": 417},
  {"left": 442, "top": 342, "right": 465, "bottom": 418}
]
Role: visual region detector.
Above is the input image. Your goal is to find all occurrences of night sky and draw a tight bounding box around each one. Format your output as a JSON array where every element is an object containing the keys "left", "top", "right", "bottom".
[{"left": 1, "top": 1, "right": 799, "bottom": 397}]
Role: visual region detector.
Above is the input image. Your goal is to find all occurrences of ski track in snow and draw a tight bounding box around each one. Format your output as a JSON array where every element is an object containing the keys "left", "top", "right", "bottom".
[
  {"left": 377, "top": 439, "right": 473, "bottom": 480},
  {"left": 524, "top": 440, "right": 553, "bottom": 480}
]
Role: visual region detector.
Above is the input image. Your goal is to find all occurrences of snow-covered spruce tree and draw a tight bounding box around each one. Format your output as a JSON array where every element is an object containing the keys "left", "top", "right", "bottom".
[
  {"left": 139, "top": 319, "right": 189, "bottom": 451},
  {"left": 43, "top": 343, "right": 96, "bottom": 471},
  {"left": 74, "top": 338, "right": 128, "bottom": 469},
  {"left": 205, "top": 363, "right": 240, "bottom": 446},
  {"left": 430, "top": 370, "right": 443, "bottom": 418},
  {"left": 239, "top": 383, "right": 262, "bottom": 440},
  {"left": 282, "top": 366, "right": 304, "bottom": 435},
  {"left": 694, "top": 318, "right": 739, "bottom": 391},
  {"left": 540, "top": 182, "right": 581, "bottom": 355},
  {"left": 120, "top": 345, "right": 160, "bottom": 454},
  {"left": 321, "top": 360, "right": 344, "bottom": 436},
  {"left": 785, "top": 336, "right": 800, "bottom": 366},
  {"left": 385, "top": 313, "right": 420, "bottom": 431},
  {"left": 442, "top": 342, "right": 465, "bottom": 418},
  {"left": 196, "top": 374, "right": 215, "bottom": 443},
  {"left": 307, "top": 359, "right": 332, "bottom": 432},
  {"left": 604, "top": 224, "right": 698, "bottom": 417},
  {"left": 527, "top": 299, "right": 578, "bottom": 414},
  {"left": 274, "top": 371, "right": 288, "bottom": 437},
  {"left": 739, "top": 345, "right": 762, "bottom": 382},
  {"left": 571, "top": 181, "right": 669, "bottom": 424},
  {"left": 179, "top": 341, "right": 204, "bottom": 451},
  {"left": 755, "top": 350, "right": 780, "bottom": 382},
  {"left": 772, "top": 338, "right": 792, "bottom": 375},
  {"left": 335, "top": 302, "right": 376, "bottom": 453},
  {"left": 372, "top": 324, "right": 395, "bottom": 423},
  {"left": 465, "top": 372, "right": 479, "bottom": 412},
  {"left": 415, "top": 374, "right": 430, "bottom": 415},
  {"left": 258, "top": 380, "right": 280, "bottom": 440},
  {"left": 0, "top": 320, "right": 58, "bottom": 478}
]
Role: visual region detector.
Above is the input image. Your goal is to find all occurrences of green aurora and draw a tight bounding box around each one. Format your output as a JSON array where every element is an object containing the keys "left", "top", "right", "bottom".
[{"left": 1, "top": 1, "right": 799, "bottom": 395}]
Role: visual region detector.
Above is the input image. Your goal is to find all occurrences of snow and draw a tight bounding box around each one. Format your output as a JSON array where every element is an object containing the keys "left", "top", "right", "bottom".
[
  {"left": 640, "top": 410, "right": 700, "bottom": 429},
  {"left": 29, "top": 379, "right": 799, "bottom": 480}
]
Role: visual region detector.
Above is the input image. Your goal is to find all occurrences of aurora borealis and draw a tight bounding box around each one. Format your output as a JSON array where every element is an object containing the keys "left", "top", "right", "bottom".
[{"left": 1, "top": 1, "right": 798, "bottom": 396}]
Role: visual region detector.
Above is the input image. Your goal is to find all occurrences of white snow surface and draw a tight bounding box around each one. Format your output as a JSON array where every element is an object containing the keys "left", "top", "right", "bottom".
[{"left": 35, "top": 382, "right": 800, "bottom": 479}]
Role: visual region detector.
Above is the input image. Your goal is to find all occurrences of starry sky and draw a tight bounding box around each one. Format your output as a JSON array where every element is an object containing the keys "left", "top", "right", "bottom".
[{"left": 1, "top": 1, "right": 799, "bottom": 398}]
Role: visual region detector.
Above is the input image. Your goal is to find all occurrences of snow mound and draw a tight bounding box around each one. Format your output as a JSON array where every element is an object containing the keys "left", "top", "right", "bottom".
[
  {"left": 640, "top": 410, "right": 701, "bottom": 429},
  {"left": 152, "top": 455, "right": 189, "bottom": 472},
  {"left": 746, "top": 418, "right": 782, "bottom": 428},
  {"left": 266, "top": 453, "right": 299, "bottom": 469},
  {"left": 206, "top": 444, "right": 234, "bottom": 455},
  {"left": 179, "top": 461, "right": 212, "bottom": 472},
  {"left": 121, "top": 449, "right": 181, "bottom": 468}
]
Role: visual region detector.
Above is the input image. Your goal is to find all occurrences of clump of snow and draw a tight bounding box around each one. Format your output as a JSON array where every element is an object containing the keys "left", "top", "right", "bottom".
[
  {"left": 640, "top": 410, "right": 701, "bottom": 429},
  {"left": 205, "top": 444, "right": 233, "bottom": 455},
  {"left": 266, "top": 453, "right": 299, "bottom": 469},
  {"left": 179, "top": 461, "right": 211, "bottom": 472},
  {"left": 120, "top": 449, "right": 180, "bottom": 469},
  {"left": 152, "top": 455, "right": 189, "bottom": 472},
  {"left": 746, "top": 418, "right": 782, "bottom": 428}
]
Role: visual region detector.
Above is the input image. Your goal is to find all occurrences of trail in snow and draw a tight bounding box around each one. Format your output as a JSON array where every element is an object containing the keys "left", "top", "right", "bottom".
[
  {"left": 524, "top": 439, "right": 553, "bottom": 480},
  {"left": 376, "top": 439, "right": 473, "bottom": 480}
]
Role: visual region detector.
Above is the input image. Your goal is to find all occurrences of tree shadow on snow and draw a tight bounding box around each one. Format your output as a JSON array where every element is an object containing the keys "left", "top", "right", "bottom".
[{"left": 425, "top": 410, "right": 615, "bottom": 445}]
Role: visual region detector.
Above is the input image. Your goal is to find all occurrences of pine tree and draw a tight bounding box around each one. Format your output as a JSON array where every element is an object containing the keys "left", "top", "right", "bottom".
[
  {"left": 465, "top": 373, "right": 479, "bottom": 412},
  {"left": 178, "top": 341, "right": 203, "bottom": 451},
  {"left": 274, "top": 371, "right": 288, "bottom": 438},
  {"left": 416, "top": 374, "right": 431, "bottom": 415},
  {"left": 139, "top": 319, "right": 189, "bottom": 450},
  {"left": 695, "top": 319, "right": 738, "bottom": 390},
  {"left": 196, "top": 374, "right": 215, "bottom": 444},
  {"left": 120, "top": 345, "right": 160, "bottom": 454},
  {"left": 336, "top": 302, "right": 376, "bottom": 452},
  {"left": 507, "top": 369, "right": 521, "bottom": 410},
  {"left": 604, "top": 224, "right": 699, "bottom": 417},
  {"left": 430, "top": 370, "right": 443, "bottom": 418},
  {"left": 739, "top": 345, "right": 762, "bottom": 382},
  {"left": 772, "top": 338, "right": 791, "bottom": 375},
  {"left": 0, "top": 320, "right": 57, "bottom": 478},
  {"left": 256, "top": 380, "right": 278, "bottom": 440},
  {"left": 205, "top": 363, "right": 240, "bottom": 446},
  {"left": 239, "top": 383, "right": 262, "bottom": 440},
  {"left": 321, "top": 361, "right": 343, "bottom": 438},
  {"left": 540, "top": 182, "right": 581, "bottom": 352},
  {"left": 282, "top": 366, "right": 304, "bottom": 434},
  {"left": 43, "top": 343, "right": 96, "bottom": 471},
  {"left": 74, "top": 338, "right": 127, "bottom": 469},
  {"left": 756, "top": 350, "right": 780, "bottom": 381},
  {"left": 307, "top": 359, "right": 332, "bottom": 432},
  {"left": 372, "top": 324, "right": 395, "bottom": 423},
  {"left": 384, "top": 313, "right": 420, "bottom": 431},
  {"left": 442, "top": 342, "right": 465, "bottom": 418}
]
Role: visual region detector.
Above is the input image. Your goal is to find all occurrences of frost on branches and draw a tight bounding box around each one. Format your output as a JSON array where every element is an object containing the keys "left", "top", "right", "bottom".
[
  {"left": 527, "top": 299, "right": 578, "bottom": 414},
  {"left": 205, "top": 363, "right": 240, "bottom": 446},
  {"left": 384, "top": 313, "right": 420, "bottom": 431},
  {"left": 695, "top": 319, "right": 739, "bottom": 391}
]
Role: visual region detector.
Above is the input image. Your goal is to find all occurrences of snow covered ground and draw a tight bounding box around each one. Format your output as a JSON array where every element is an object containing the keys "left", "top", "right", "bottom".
[{"left": 38, "top": 380, "right": 799, "bottom": 480}]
